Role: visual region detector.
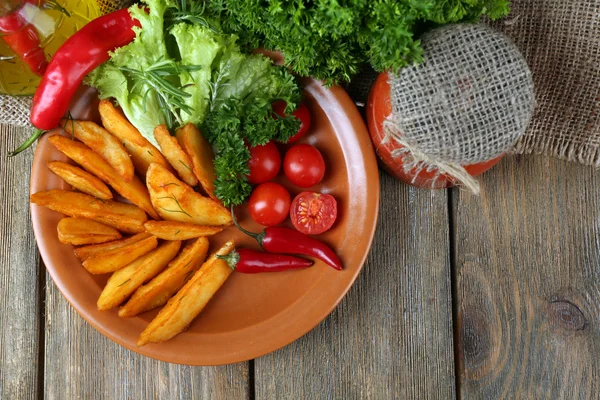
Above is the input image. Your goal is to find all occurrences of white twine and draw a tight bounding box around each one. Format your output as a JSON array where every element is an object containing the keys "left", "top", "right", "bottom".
[
  {"left": 384, "top": 24, "right": 534, "bottom": 194},
  {"left": 383, "top": 117, "right": 480, "bottom": 194}
]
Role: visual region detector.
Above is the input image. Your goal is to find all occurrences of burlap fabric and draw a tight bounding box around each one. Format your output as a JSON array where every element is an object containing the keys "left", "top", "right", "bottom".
[
  {"left": 349, "top": 0, "right": 600, "bottom": 167},
  {"left": 384, "top": 23, "right": 534, "bottom": 193},
  {"left": 0, "top": 96, "right": 31, "bottom": 126},
  {"left": 489, "top": 0, "right": 600, "bottom": 166},
  {"left": 2, "top": 0, "right": 599, "bottom": 168}
]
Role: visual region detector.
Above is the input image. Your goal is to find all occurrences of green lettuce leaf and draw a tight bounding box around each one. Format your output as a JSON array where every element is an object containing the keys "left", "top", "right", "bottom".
[
  {"left": 86, "top": 0, "right": 301, "bottom": 206},
  {"left": 170, "top": 22, "right": 226, "bottom": 125}
]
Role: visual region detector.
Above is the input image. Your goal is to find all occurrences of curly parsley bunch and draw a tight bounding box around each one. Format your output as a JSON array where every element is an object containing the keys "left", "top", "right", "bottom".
[{"left": 207, "top": 0, "right": 510, "bottom": 86}]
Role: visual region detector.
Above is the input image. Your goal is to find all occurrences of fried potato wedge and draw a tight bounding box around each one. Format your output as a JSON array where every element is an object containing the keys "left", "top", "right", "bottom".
[
  {"left": 146, "top": 163, "right": 231, "bottom": 226},
  {"left": 154, "top": 125, "right": 198, "bottom": 187},
  {"left": 119, "top": 237, "right": 209, "bottom": 318},
  {"left": 137, "top": 240, "right": 234, "bottom": 346},
  {"left": 57, "top": 217, "right": 122, "bottom": 245},
  {"left": 82, "top": 235, "right": 158, "bottom": 275},
  {"left": 98, "top": 100, "right": 170, "bottom": 178},
  {"left": 48, "top": 161, "right": 113, "bottom": 200},
  {"left": 62, "top": 120, "right": 134, "bottom": 181},
  {"left": 97, "top": 240, "right": 181, "bottom": 311},
  {"left": 31, "top": 190, "right": 147, "bottom": 233},
  {"left": 74, "top": 232, "right": 152, "bottom": 261},
  {"left": 175, "top": 124, "right": 217, "bottom": 200},
  {"left": 49, "top": 135, "right": 160, "bottom": 220},
  {"left": 143, "top": 221, "right": 223, "bottom": 240}
]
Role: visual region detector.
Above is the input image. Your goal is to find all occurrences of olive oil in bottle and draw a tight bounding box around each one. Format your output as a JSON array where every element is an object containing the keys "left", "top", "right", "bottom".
[{"left": 0, "top": 0, "right": 101, "bottom": 95}]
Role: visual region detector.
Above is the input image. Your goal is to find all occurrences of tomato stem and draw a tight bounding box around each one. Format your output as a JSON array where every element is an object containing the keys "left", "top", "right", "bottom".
[{"left": 230, "top": 205, "right": 260, "bottom": 240}]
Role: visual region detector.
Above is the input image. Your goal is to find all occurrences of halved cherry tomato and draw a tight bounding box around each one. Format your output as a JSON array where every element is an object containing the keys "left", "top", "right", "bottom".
[
  {"left": 273, "top": 101, "right": 311, "bottom": 144},
  {"left": 283, "top": 144, "right": 325, "bottom": 188},
  {"left": 248, "top": 182, "right": 291, "bottom": 226},
  {"left": 247, "top": 141, "right": 281, "bottom": 184},
  {"left": 290, "top": 192, "right": 337, "bottom": 235},
  {"left": 366, "top": 71, "right": 503, "bottom": 188}
]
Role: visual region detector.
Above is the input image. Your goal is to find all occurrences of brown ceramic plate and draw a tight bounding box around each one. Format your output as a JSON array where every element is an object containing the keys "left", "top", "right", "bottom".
[{"left": 30, "top": 80, "right": 380, "bottom": 365}]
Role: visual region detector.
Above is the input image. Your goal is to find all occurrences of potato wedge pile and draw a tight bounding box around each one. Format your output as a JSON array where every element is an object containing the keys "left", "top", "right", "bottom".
[{"left": 31, "top": 101, "right": 236, "bottom": 346}]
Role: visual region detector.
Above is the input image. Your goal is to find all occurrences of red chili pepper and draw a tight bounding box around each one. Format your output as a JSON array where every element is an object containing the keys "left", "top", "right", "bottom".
[
  {"left": 232, "top": 209, "right": 343, "bottom": 271},
  {"left": 29, "top": 7, "right": 140, "bottom": 131},
  {"left": 218, "top": 248, "right": 313, "bottom": 274},
  {"left": 0, "top": 1, "right": 48, "bottom": 75}
]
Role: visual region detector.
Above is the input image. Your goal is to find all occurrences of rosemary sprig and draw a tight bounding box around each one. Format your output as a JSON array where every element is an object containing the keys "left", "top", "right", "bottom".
[
  {"left": 208, "top": 63, "right": 231, "bottom": 112},
  {"left": 165, "top": 0, "right": 219, "bottom": 32},
  {"left": 119, "top": 59, "right": 202, "bottom": 130}
]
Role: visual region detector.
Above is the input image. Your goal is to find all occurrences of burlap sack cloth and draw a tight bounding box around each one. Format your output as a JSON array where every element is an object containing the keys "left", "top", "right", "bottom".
[
  {"left": 348, "top": 0, "right": 600, "bottom": 167},
  {"left": 2, "top": 0, "right": 599, "bottom": 167}
]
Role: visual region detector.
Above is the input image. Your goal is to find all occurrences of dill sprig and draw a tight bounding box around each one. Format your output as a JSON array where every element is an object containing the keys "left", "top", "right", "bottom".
[
  {"left": 117, "top": 279, "right": 131, "bottom": 287},
  {"left": 183, "top": 269, "right": 194, "bottom": 281},
  {"left": 158, "top": 194, "right": 192, "bottom": 218},
  {"left": 178, "top": 160, "right": 193, "bottom": 174}
]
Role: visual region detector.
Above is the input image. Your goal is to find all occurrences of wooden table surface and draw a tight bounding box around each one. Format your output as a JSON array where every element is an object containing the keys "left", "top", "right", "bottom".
[{"left": 1, "top": 123, "right": 599, "bottom": 399}]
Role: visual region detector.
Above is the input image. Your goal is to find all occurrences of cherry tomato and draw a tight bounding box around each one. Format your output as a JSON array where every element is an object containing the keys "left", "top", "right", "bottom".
[
  {"left": 283, "top": 144, "right": 326, "bottom": 188},
  {"left": 366, "top": 71, "right": 503, "bottom": 188},
  {"left": 273, "top": 101, "right": 311, "bottom": 143},
  {"left": 290, "top": 192, "right": 337, "bottom": 235},
  {"left": 248, "top": 182, "right": 291, "bottom": 226},
  {"left": 247, "top": 141, "right": 281, "bottom": 184}
]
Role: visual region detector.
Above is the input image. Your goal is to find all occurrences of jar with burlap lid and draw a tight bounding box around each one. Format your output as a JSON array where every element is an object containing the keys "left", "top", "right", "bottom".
[{"left": 367, "top": 24, "right": 535, "bottom": 194}]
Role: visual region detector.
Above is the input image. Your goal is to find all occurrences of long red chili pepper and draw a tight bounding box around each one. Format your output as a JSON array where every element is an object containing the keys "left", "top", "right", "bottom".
[
  {"left": 232, "top": 209, "right": 343, "bottom": 271},
  {"left": 0, "top": 0, "right": 48, "bottom": 75},
  {"left": 29, "top": 7, "right": 140, "bottom": 131},
  {"left": 218, "top": 248, "right": 313, "bottom": 274}
]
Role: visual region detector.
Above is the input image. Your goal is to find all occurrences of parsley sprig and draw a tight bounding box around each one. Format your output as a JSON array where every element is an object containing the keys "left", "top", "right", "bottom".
[{"left": 204, "top": 0, "right": 511, "bottom": 86}]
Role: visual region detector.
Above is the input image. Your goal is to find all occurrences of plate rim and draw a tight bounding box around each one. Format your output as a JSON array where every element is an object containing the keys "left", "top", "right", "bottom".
[{"left": 30, "top": 82, "right": 380, "bottom": 365}]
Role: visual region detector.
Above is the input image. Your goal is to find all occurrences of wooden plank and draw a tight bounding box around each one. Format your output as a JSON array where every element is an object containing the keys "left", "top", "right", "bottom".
[
  {"left": 0, "top": 126, "right": 42, "bottom": 400},
  {"left": 43, "top": 274, "right": 250, "bottom": 399},
  {"left": 255, "top": 172, "right": 456, "bottom": 399},
  {"left": 453, "top": 156, "right": 600, "bottom": 398}
]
